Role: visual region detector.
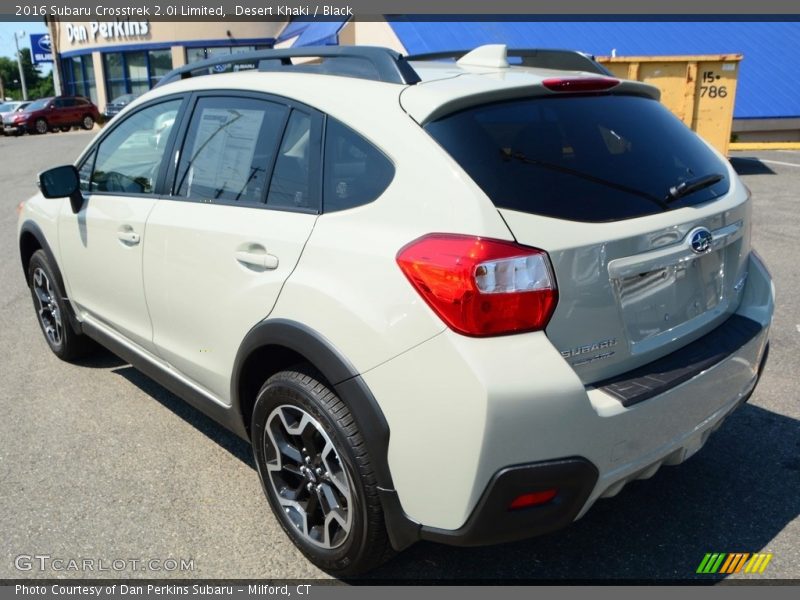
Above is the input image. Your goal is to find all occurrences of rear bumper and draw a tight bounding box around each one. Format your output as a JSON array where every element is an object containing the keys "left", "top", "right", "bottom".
[
  {"left": 363, "top": 251, "right": 773, "bottom": 541},
  {"left": 418, "top": 341, "right": 769, "bottom": 548},
  {"left": 420, "top": 458, "right": 598, "bottom": 547}
]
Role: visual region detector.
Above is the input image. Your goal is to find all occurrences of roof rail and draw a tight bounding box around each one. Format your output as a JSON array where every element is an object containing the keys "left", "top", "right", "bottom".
[
  {"left": 407, "top": 47, "right": 613, "bottom": 76},
  {"left": 155, "top": 46, "right": 421, "bottom": 88}
]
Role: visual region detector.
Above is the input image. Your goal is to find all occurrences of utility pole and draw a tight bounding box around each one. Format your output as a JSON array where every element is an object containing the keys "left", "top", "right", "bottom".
[
  {"left": 13, "top": 30, "right": 29, "bottom": 101},
  {"left": 46, "top": 17, "right": 62, "bottom": 96}
]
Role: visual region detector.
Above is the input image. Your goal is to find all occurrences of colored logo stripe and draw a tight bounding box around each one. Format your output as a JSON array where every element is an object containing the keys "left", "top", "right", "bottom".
[
  {"left": 697, "top": 553, "right": 773, "bottom": 574},
  {"left": 697, "top": 553, "right": 726, "bottom": 574},
  {"left": 720, "top": 553, "right": 750, "bottom": 574},
  {"left": 745, "top": 553, "right": 773, "bottom": 574}
]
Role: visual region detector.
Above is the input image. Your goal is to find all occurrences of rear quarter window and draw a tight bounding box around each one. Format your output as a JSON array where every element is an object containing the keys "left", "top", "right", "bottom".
[
  {"left": 425, "top": 94, "right": 730, "bottom": 222},
  {"left": 323, "top": 119, "right": 394, "bottom": 213}
]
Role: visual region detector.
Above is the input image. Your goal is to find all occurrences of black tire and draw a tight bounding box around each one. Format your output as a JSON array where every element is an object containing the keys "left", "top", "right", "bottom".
[
  {"left": 34, "top": 118, "right": 48, "bottom": 135},
  {"left": 27, "top": 250, "right": 94, "bottom": 361},
  {"left": 81, "top": 115, "right": 94, "bottom": 130},
  {"left": 60, "top": 126, "right": 70, "bottom": 132},
  {"left": 251, "top": 367, "right": 394, "bottom": 576}
]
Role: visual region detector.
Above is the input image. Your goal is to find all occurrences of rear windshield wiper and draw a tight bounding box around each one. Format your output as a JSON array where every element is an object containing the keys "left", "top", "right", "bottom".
[
  {"left": 501, "top": 148, "right": 670, "bottom": 210},
  {"left": 666, "top": 173, "right": 724, "bottom": 203}
]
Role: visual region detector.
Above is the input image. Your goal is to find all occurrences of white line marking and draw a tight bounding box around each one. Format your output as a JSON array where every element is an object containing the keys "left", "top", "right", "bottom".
[
  {"left": 796, "top": 324, "right": 800, "bottom": 333},
  {"left": 761, "top": 159, "right": 800, "bottom": 167},
  {"left": 737, "top": 157, "right": 800, "bottom": 168}
]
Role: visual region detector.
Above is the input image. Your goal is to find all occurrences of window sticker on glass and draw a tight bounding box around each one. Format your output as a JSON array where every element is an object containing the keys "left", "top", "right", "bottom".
[{"left": 183, "top": 108, "right": 265, "bottom": 199}]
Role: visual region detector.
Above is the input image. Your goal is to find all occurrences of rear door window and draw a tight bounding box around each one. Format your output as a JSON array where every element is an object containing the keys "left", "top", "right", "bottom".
[
  {"left": 425, "top": 94, "right": 730, "bottom": 222},
  {"left": 174, "top": 96, "right": 289, "bottom": 206},
  {"left": 266, "top": 110, "right": 314, "bottom": 210}
]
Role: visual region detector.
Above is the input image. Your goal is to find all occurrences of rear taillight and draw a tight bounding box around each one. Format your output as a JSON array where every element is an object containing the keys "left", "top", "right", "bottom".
[
  {"left": 396, "top": 234, "right": 558, "bottom": 337},
  {"left": 542, "top": 77, "right": 620, "bottom": 92}
]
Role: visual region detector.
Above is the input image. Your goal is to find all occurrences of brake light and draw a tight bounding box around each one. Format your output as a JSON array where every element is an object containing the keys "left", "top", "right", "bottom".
[
  {"left": 396, "top": 234, "right": 558, "bottom": 337},
  {"left": 542, "top": 77, "right": 620, "bottom": 92}
]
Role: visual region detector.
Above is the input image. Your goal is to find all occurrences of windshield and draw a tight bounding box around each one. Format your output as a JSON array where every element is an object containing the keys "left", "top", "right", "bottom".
[
  {"left": 0, "top": 103, "right": 12, "bottom": 112},
  {"left": 425, "top": 94, "right": 730, "bottom": 222},
  {"left": 111, "top": 94, "right": 135, "bottom": 105},
  {"left": 25, "top": 98, "right": 52, "bottom": 111}
]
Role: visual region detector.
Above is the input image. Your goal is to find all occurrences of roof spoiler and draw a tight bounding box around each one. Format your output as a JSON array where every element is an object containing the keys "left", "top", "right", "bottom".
[{"left": 407, "top": 45, "right": 613, "bottom": 76}]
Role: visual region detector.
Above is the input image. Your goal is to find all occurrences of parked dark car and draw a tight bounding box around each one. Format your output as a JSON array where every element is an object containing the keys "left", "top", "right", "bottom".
[
  {"left": 3, "top": 96, "right": 100, "bottom": 135},
  {"left": 103, "top": 93, "right": 138, "bottom": 120}
]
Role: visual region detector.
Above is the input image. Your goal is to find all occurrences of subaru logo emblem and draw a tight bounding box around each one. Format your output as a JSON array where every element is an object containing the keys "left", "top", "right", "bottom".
[
  {"left": 690, "top": 228, "right": 713, "bottom": 254},
  {"left": 38, "top": 34, "right": 51, "bottom": 52}
]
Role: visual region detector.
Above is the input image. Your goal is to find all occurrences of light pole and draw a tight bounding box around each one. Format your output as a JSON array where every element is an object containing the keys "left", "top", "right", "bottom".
[{"left": 13, "top": 30, "right": 29, "bottom": 101}]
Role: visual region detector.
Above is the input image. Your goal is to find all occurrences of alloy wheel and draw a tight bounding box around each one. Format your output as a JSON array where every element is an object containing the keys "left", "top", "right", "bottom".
[
  {"left": 32, "top": 267, "right": 63, "bottom": 347},
  {"left": 264, "top": 404, "right": 353, "bottom": 549}
]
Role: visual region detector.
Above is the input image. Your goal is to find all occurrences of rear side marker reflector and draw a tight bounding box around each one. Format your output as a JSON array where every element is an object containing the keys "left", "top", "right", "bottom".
[
  {"left": 509, "top": 489, "right": 559, "bottom": 510},
  {"left": 396, "top": 234, "right": 558, "bottom": 337},
  {"left": 542, "top": 77, "right": 620, "bottom": 92}
]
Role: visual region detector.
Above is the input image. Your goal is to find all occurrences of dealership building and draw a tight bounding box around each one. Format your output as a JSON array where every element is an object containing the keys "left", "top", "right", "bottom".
[
  {"left": 47, "top": 18, "right": 800, "bottom": 141},
  {"left": 47, "top": 20, "right": 285, "bottom": 111}
]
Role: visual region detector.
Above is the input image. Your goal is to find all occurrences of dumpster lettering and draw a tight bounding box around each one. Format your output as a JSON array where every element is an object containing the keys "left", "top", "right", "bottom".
[{"left": 700, "top": 71, "right": 728, "bottom": 99}]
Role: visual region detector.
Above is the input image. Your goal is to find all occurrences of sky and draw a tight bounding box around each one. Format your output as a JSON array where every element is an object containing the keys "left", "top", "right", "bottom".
[{"left": 0, "top": 21, "right": 51, "bottom": 73}]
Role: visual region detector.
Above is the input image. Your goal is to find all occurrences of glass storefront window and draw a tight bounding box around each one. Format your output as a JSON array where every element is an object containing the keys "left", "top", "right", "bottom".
[
  {"left": 186, "top": 46, "right": 260, "bottom": 74},
  {"left": 104, "top": 52, "right": 126, "bottom": 101},
  {"left": 102, "top": 49, "right": 178, "bottom": 101},
  {"left": 83, "top": 56, "right": 97, "bottom": 104},
  {"left": 148, "top": 50, "right": 172, "bottom": 87},
  {"left": 127, "top": 52, "right": 149, "bottom": 96},
  {"left": 186, "top": 47, "right": 207, "bottom": 64},
  {"left": 90, "top": 44, "right": 271, "bottom": 107},
  {"left": 62, "top": 55, "right": 98, "bottom": 104}
]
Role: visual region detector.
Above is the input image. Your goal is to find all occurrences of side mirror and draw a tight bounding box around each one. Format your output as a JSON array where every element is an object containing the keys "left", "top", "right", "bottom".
[{"left": 38, "top": 165, "right": 84, "bottom": 214}]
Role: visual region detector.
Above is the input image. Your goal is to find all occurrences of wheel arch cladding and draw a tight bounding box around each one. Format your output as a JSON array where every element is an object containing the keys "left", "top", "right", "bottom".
[
  {"left": 19, "top": 228, "right": 42, "bottom": 278},
  {"left": 18, "top": 221, "right": 82, "bottom": 335},
  {"left": 233, "top": 319, "right": 368, "bottom": 434},
  {"left": 232, "top": 318, "right": 421, "bottom": 551}
]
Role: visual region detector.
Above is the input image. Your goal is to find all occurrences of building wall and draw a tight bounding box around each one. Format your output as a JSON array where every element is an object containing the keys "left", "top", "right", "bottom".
[{"left": 48, "top": 20, "right": 285, "bottom": 112}]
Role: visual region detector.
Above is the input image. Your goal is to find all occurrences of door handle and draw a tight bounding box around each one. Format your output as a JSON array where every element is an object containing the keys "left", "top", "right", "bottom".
[
  {"left": 235, "top": 249, "right": 279, "bottom": 270},
  {"left": 117, "top": 229, "right": 140, "bottom": 245}
]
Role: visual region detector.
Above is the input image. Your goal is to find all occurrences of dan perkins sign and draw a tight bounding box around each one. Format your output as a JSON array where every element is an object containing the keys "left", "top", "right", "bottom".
[
  {"left": 66, "top": 21, "right": 150, "bottom": 45},
  {"left": 30, "top": 33, "right": 53, "bottom": 64}
]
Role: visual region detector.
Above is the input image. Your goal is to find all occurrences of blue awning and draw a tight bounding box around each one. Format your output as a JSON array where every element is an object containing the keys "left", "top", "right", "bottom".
[{"left": 277, "top": 19, "right": 349, "bottom": 47}]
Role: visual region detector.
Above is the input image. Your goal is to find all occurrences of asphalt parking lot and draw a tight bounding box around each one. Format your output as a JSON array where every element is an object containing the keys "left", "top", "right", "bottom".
[{"left": 1, "top": 131, "right": 798, "bottom": 582}]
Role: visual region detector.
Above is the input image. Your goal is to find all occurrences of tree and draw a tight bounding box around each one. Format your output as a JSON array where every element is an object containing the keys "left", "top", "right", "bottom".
[{"left": 0, "top": 48, "right": 53, "bottom": 100}]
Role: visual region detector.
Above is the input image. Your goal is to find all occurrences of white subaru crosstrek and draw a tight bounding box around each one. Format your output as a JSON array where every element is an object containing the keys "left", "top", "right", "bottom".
[{"left": 18, "top": 45, "right": 773, "bottom": 575}]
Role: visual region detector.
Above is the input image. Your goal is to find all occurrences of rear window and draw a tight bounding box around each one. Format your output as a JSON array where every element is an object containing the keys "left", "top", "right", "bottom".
[{"left": 425, "top": 94, "right": 730, "bottom": 222}]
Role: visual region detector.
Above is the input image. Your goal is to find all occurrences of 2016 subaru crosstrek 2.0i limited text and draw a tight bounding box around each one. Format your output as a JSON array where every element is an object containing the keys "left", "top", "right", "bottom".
[{"left": 18, "top": 45, "right": 774, "bottom": 575}]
